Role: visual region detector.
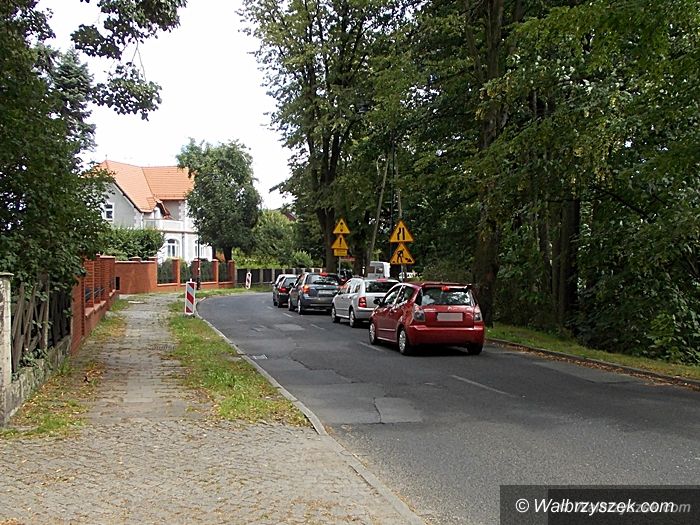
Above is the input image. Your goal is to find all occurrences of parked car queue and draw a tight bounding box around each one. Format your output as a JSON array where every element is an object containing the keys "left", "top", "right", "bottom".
[{"left": 271, "top": 272, "right": 485, "bottom": 356}]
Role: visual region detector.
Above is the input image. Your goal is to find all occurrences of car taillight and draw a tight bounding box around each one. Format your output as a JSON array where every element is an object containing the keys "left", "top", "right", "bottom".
[
  {"left": 474, "top": 307, "right": 483, "bottom": 322},
  {"left": 358, "top": 296, "right": 367, "bottom": 308},
  {"left": 279, "top": 287, "right": 287, "bottom": 293},
  {"left": 412, "top": 304, "right": 425, "bottom": 322},
  {"left": 302, "top": 285, "right": 310, "bottom": 294}
]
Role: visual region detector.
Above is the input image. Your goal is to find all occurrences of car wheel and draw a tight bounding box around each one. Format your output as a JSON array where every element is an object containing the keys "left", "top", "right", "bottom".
[
  {"left": 331, "top": 306, "right": 340, "bottom": 323},
  {"left": 297, "top": 300, "right": 305, "bottom": 315},
  {"left": 397, "top": 327, "right": 414, "bottom": 355},
  {"left": 369, "top": 321, "right": 378, "bottom": 345},
  {"left": 348, "top": 308, "right": 358, "bottom": 328},
  {"left": 466, "top": 343, "right": 483, "bottom": 355}
]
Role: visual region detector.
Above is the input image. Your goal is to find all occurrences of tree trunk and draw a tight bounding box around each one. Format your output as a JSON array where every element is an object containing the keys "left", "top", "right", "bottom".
[
  {"left": 536, "top": 205, "right": 553, "bottom": 305},
  {"left": 367, "top": 155, "right": 390, "bottom": 272},
  {"left": 551, "top": 202, "right": 561, "bottom": 318},
  {"left": 472, "top": 220, "right": 500, "bottom": 326},
  {"left": 318, "top": 208, "right": 337, "bottom": 272},
  {"left": 556, "top": 198, "right": 580, "bottom": 327}
]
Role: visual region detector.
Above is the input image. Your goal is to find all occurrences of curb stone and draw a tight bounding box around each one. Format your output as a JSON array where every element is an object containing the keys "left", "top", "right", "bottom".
[
  {"left": 195, "top": 296, "right": 426, "bottom": 525},
  {"left": 487, "top": 337, "right": 700, "bottom": 391}
]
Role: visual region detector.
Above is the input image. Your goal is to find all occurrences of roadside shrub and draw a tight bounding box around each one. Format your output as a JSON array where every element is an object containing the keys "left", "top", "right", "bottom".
[{"left": 101, "top": 227, "right": 164, "bottom": 260}]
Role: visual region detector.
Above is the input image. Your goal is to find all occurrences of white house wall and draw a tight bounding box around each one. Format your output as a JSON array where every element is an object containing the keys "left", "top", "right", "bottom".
[
  {"left": 105, "top": 183, "right": 210, "bottom": 263},
  {"left": 105, "top": 184, "right": 142, "bottom": 228}
]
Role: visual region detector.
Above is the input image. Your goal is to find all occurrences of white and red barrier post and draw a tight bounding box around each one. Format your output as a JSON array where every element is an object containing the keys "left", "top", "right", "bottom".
[{"left": 185, "top": 279, "right": 196, "bottom": 315}]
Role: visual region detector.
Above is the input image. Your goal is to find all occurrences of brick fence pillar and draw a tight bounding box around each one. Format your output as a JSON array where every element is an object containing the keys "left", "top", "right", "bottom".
[
  {"left": 86, "top": 260, "right": 95, "bottom": 307},
  {"left": 100, "top": 257, "right": 108, "bottom": 300},
  {"left": 212, "top": 260, "right": 219, "bottom": 283},
  {"left": 95, "top": 257, "right": 103, "bottom": 302},
  {"left": 228, "top": 261, "right": 236, "bottom": 286}
]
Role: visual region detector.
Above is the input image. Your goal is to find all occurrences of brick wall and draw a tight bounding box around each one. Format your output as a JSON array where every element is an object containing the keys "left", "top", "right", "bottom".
[
  {"left": 71, "top": 256, "right": 117, "bottom": 353},
  {"left": 115, "top": 258, "right": 237, "bottom": 293},
  {"left": 114, "top": 257, "right": 159, "bottom": 294}
]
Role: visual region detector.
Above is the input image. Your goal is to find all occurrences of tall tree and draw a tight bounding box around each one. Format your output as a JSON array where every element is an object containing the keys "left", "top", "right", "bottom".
[
  {"left": 251, "top": 209, "right": 296, "bottom": 263},
  {"left": 478, "top": 0, "right": 700, "bottom": 361},
  {"left": 0, "top": 0, "right": 188, "bottom": 287},
  {"left": 0, "top": 3, "right": 107, "bottom": 284},
  {"left": 49, "top": 48, "right": 96, "bottom": 153},
  {"left": 178, "top": 139, "right": 262, "bottom": 261},
  {"left": 241, "top": 0, "right": 404, "bottom": 271}
]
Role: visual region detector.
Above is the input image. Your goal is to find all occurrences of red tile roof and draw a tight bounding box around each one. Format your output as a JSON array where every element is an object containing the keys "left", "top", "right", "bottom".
[{"left": 99, "top": 160, "right": 193, "bottom": 213}]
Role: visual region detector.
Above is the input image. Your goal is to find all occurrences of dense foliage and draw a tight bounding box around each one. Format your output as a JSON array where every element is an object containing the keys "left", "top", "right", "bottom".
[
  {"left": 101, "top": 227, "right": 165, "bottom": 260},
  {"left": 243, "top": 0, "right": 700, "bottom": 363},
  {"left": 249, "top": 210, "right": 318, "bottom": 268},
  {"left": 0, "top": 0, "right": 186, "bottom": 289},
  {"left": 178, "top": 139, "right": 262, "bottom": 261}
]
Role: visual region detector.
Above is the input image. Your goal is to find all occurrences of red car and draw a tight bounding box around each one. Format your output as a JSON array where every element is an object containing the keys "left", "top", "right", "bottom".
[{"left": 368, "top": 282, "right": 485, "bottom": 355}]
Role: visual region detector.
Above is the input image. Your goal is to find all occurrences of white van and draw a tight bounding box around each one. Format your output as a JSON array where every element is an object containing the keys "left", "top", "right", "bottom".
[{"left": 366, "top": 260, "right": 390, "bottom": 279}]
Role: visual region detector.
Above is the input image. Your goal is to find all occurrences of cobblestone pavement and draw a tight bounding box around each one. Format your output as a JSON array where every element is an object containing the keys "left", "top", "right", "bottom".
[{"left": 0, "top": 294, "right": 423, "bottom": 525}]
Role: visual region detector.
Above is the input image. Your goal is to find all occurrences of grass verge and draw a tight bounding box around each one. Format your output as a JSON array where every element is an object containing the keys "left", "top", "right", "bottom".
[
  {"left": 168, "top": 301, "right": 308, "bottom": 426},
  {"left": 195, "top": 284, "right": 271, "bottom": 299},
  {"left": 489, "top": 323, "right": 700, "bottom": 382},
  {"left": 0, "top": 300, "right": 129, "bottom": 440}
]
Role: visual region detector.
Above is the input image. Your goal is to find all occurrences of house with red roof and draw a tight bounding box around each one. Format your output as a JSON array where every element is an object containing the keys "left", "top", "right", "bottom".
[{"left": 98, "top": 160, "right": 211, "bottom": 262}]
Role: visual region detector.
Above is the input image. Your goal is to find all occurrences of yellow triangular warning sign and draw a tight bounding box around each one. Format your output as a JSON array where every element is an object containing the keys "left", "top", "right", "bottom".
[
  {"left": 331, "top": 235, "right": 348, "bottom": 250},
  {"left": 389, "top": 220, "right": 414, "bottom": 243},
  {"left": 390, "top": 243, "right": 415, "bottom": 265},
  {"left": 333, "top": 218, "right": 351, "bottom": 235}
]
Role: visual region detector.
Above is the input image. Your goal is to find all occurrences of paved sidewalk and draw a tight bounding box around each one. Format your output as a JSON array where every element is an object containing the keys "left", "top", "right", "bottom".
[{"left": 0, "top": 294, "right": 423, "bottom": 525}]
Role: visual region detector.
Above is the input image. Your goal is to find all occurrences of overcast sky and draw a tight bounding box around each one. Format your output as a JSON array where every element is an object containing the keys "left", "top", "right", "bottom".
[{"left": 42, "top": 0, "right": 291, "bottom": 209}]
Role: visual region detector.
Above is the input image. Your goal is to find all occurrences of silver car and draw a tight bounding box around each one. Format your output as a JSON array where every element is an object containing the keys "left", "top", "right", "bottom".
[{"left": 331, "top": 277, "right": 398, "bottom": 327}]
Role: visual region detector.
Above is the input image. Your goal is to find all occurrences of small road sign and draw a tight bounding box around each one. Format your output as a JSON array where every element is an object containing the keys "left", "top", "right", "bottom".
[
  {"left": 390, "top": 243, "right": 415, "bottom": 265},
  {"left": 333, "top": 249, "right": 348, "bottom": 257},
  {"left": 333, "top": 218, "right": 351, "bottom": 235},
  {"left": 331, "top": 235, "right": 348, "bottom": 250},
  {"left": 389, "top": 220, "right": 414, "bottom": 243}
]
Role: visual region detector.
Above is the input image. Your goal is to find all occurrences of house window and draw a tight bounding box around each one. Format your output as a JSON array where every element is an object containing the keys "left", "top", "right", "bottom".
[
  {"left": 102, "top": 202, "right": 114, "bottom": 222},
  {"left": 167, "top": 239, "right": 178, "bottom": 258}
]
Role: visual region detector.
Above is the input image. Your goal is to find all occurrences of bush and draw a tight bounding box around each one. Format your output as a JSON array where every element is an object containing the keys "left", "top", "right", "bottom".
[
  {"left": 158, "top": 259, "right": 176, "bottom": 284},
  {"left": 101, "top": 227, "right": 165, "bottom": 260},
  {"left": 285, "top": 250, "right": 315, "bottom": 269}
]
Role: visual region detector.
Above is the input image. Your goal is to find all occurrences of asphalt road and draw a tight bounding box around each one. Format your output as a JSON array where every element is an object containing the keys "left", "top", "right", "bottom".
[{"left": 198, "top": 292, "right": 700, "bottom": 525}]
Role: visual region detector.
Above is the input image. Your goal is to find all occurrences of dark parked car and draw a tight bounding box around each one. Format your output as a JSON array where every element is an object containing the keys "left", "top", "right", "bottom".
[
  {"left": 338, "top": 269, "right": 353, "bottom": 285},
  {"left": 288, "top": 272, "right": 341, "bottom": 314},
  {"left": 272, "top": 274, "right": 298, "bottom": 308},
  {"left": 368, "top": 282, "right": 485, "bottom": 355}
]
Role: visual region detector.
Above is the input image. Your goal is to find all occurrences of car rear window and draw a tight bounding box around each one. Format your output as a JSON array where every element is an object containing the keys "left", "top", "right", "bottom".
[
  {"left": 283, "top": 277, "right": 297, "bottom": 286},
  {"left": 365, "top": 280, "right": 396, "bottom": 293},
  {"left": 308, "top": 274, "right": 340, "bottom": 285},
  {"left": 419, "top": 287, "right": 474, "bottom": 306}
]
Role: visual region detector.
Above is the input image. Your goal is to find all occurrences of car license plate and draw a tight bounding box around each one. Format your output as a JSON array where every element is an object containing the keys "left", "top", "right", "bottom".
[
  {"left": 437, "top": 312, "right": 462, "bottom": 322},
  {"left": 318, "top": 290, "right": 333, "bottom": 296}
]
